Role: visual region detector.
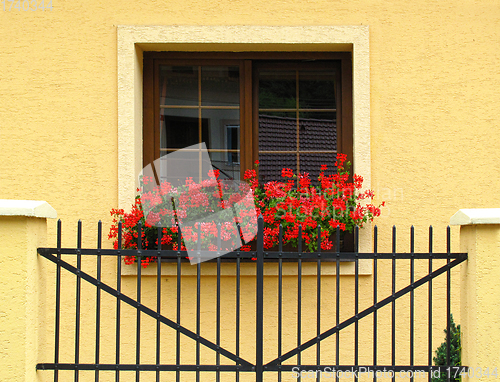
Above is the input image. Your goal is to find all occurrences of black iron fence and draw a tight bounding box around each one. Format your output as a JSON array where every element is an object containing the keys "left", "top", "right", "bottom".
[{"left": 36, "top": 217, "right": 468, "bottom": 381}]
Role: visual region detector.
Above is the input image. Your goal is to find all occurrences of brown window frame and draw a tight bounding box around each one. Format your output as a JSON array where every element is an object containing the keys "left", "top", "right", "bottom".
[{"left": 143, "top": 51, "right": 353, "bottom": 177}]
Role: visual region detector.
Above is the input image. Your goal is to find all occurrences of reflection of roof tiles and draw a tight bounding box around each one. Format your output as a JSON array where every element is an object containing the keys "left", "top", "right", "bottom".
[{"left": 258, "top": 115, "right": 337, "bottom": 182}]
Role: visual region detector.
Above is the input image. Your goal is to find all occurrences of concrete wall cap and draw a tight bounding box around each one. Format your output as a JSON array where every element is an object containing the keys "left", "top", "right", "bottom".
[
  {"left": 450, "top": 208, "right": 500, "bottom": 226},
  {"left": 0, "top": 200, "right": 57, "bottom": 219}
]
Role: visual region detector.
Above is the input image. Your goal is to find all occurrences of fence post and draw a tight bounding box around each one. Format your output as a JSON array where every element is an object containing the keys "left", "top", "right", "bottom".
[
  {"left": 450, "top": 208, "right": 500, "bottom": 380},
  {"left": 0, "top": 200, "right": 57, "bottom": 382},
  {"left": 255, "top": 215, "right": 264, "bottom": 382}
]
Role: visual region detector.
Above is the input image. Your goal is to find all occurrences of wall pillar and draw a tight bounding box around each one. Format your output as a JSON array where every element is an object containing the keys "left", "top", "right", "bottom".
[
  {"left": 0, "top": 200, "right": 56, "bottom": 382},
  {"left": 451, "top": 208, "right": 500, "bottom": 379}
]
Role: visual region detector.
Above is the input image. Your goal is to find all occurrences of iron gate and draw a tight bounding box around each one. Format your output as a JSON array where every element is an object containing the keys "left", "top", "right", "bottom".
[{"left": 37, "top": 217, "right": 467, "bottom": 381}]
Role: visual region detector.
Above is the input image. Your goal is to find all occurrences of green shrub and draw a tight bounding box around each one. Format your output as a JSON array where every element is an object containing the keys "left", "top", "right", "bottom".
[{"left": 432, "top": 314, "right": 461, "bottom": 382}]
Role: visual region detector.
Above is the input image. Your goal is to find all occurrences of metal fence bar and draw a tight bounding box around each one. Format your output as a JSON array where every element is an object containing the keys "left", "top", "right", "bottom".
[
  {"left": 297, "top": 225, "right": 302, "bottom": 382},
  {"left": 115, "top": 222, "right": 122, "bottom": 382},
  {"left": 216, "top": 224, "right": 222, "bottom": 382},
  {"left": 373, "top": 225, "right": 378, "bottom": 382},
  {"left": 156, "top": 228, "right": 162, "bottom": 382},
  {"left": 37, "top": 247, "right": 463, "bottom": 260},
  {"left": 136, "top": 223, "right": 142, "bottom": 382},
  {"left": 278, "top": 224, "right": 283, "bottom": 382},
  {"left": 392, "top": 226, "right": 396, "bottom": 382},
  {"left": 446, "top": 226, "right": 451, "bottom": 381},
  {"left": 75, "top": 220, "right": 82, "bottom": 382},
  {"left": 236, "top": 242, "right": 241, "bottom": 382},
  {"left": 54, "top": 219, "right": 62, "bottom": 382},
  {"left": 196, "top": 250, "right": 201, "bottom": 382},
  {"left": 316, "top": 225, "right": 322, "bottom": 382},
  {"left": 410, "top": 226, "right": 415, "bottom": 382},
  {"left": 95, "top": 221, "right": 102, "bottom": 382},
  {"left": 428, "top": 226, "right": 433, "bottom": 382},
  {"left": 176, "top": 227, "right": 182, "bottom": 382},
  {"left": 255, "top": 216, "right": 264, "bottom": 382},
  {"left": 335, "top": 228, "right": 340, "bottom": 382},
  {"left": 354, "top": 226, "right": 359, "bottom": 380}
]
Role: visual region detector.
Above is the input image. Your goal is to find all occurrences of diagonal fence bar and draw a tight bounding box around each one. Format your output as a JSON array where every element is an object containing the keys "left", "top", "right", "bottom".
[
  {"left": 37, "top": 251, "right": 253, "bottom": 369},
  {"left": 265, "top": 255, "right": 467, "bottom": 367}
]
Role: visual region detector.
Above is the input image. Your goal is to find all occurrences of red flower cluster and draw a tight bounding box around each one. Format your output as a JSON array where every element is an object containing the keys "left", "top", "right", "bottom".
[
  {"left": 242, "top": 153, "right": 383, "bottom": 252},
  {"left": 109, "top": 153, "right": 384, "bottom": 266},
  {"left": 108, "top": 171, "right": 256, "bottom": 267}
]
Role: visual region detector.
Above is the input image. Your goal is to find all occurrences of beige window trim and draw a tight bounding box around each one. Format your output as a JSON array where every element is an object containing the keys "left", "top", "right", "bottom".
[{"left": 117, "top": 25, "right": 371, "bottom": 275}]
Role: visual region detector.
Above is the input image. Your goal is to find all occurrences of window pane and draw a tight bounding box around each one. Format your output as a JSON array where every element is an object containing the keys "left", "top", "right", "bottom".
[
  {"left": 258, "top": 153, "right": 297, "bottom": 183},
  {"left": 160, "top": 66, "right": 198, "bottom": 106},
  {"left": 300, "top": 153, "right": 337, "bottom": 183},
  {"left": 299, "top": 70, "right": 336, "bottom": 109},
  {"left": 201, "top": 66, "right": 239, "bottom": 106},
  {"left": 299, "top": 113, "right": 337, "bottom": 151},
  {"left": 258, "top": 113, "right": 297, "bottom": 152},
  {"left": 209, "top": 151, "right": 240, "bottom": 181},
  {"left": 258, "top": 71, "right": 296, "bottom": 109},
  {"left": 202, "top": 109, "right": 240, "bottom": 150},
  {"left": 160, "top": 108, "right": 204, "bottom": 149}
]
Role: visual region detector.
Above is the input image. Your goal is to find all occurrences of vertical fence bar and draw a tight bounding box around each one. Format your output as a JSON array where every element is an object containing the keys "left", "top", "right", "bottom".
[
  {"left": 95, "top": 221, "right": 102, "bottom": 382},
  {"left": 410, "top": 226, "right": 415, "bottom": 382},
  {"left": 428, "top": 226, "right": 433, "bottom": 382},
  {"left": 354, "top": 226, "right": 359, "bottom": 378},
  {"left": 392, "top": 226, "right": 396, "bottom": 382},
  {"left": 216, "top": 224, "right": 221, "bottom": 382},
  {"left": 196, "top": 223, "right": 201, "bottom": 382},
  {"left": 335, "top": 228, "right": 340, "bottom": 382},
  {"left": 446, "top": 226, "right": 451, "bottom": 381},
  {"left": 196, "top": 264, "right": 201, "bottom": 382},
  {"left": 75, "top": 220, "right": 82, "bottom": 382},
  {"left": 316, "top": 226, "right": 322, "bottom": 382},
  {"left": 116, "top": 222, "right": 122, "bottom": 382},
  {"left": 176, "top": 227, "right": 182, "bottom": 382},
  {"left": 54, "top": 219, "right": 62, "bottom": 382},
  {"left": 236, "top": 233, "right": 241, "bottom": 382},
  {"left": 297, "top": 225, "right": 302, "bottom": 381},
  {"left": 373, "top": 226, "right": 378, "bottom": 382},
  {"left": 136, "top": 223, "right": 143, "bottom": 382},
  {"left": 156, "top": 228, "right": 162, "bottom": 382},
  {"left": 278, "top": 224, "right": 283, "bottom": 382},
  {"left": 256, "top": 216, "right": 264, "bottom": 382}
]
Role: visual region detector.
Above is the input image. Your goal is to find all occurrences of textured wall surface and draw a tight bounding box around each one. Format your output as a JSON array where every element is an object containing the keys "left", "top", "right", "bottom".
[{"left": 1, "top": 0, "right": 499, "bottom": 244}]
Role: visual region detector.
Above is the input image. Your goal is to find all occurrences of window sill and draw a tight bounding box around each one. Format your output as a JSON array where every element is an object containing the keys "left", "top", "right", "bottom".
[{"left": 120, "top": 257, "right": 372, "bottom": 277}]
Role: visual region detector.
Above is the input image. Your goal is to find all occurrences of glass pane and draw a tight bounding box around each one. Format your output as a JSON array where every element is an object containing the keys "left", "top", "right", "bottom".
[
  {"left": 258, "top": 153, "right": 297, "bottom": 183},
  {"left": 299, "top": 70, "right": 336, "bottom": 109},
  {"left": 160, "top": 66, "right": 198, "bottom": 106},
  {"left": 202, "top": 109, "right": 240, "bottom": 150},
  {"left": 258, "top": 112, "right": 297, "bottom": 152},
  {"left": 160, "top": 108, "right": 201, "bottom": 149},
  {"left": 201, "top": 66, "right": 240, "bottom": 107},
  {"left": 209, "top": 151, "right": 240, "bottom": 181},
  {"left": 158, "top": 147, "right": 213, "bottom": 185},
  {"left": 259, "top": 70, "right": 296, "bottom": 109},
  {"left": 300, "top": 153, "right": 337, "bottom": 184},
  {"left": 299, "top": 112, "right": 337, "bottom": 151}
]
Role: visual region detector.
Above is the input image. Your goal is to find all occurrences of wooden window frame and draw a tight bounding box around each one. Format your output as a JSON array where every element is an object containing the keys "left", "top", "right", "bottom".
[{"left": 143, "top": 51, "right": 353, "bottom": 177}]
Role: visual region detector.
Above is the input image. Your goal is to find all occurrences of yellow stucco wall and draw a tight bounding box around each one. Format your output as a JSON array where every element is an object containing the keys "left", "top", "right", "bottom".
[
  {"left": 1, "top": 0, "right": 499, "bottom": 381},
  {"left": 1, "top": 0, "right": 499, "bottom": 243}
]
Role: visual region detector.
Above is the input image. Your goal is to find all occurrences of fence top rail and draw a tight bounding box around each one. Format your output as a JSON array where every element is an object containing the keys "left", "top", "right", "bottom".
[{"left": 37, "top": 247, "right": 467, "bottom": 261}]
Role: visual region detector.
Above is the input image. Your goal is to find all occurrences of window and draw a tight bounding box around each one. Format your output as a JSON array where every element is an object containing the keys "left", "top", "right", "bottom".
[{"left": 143, "top": 52, "right": 352, "bottom": 181}]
